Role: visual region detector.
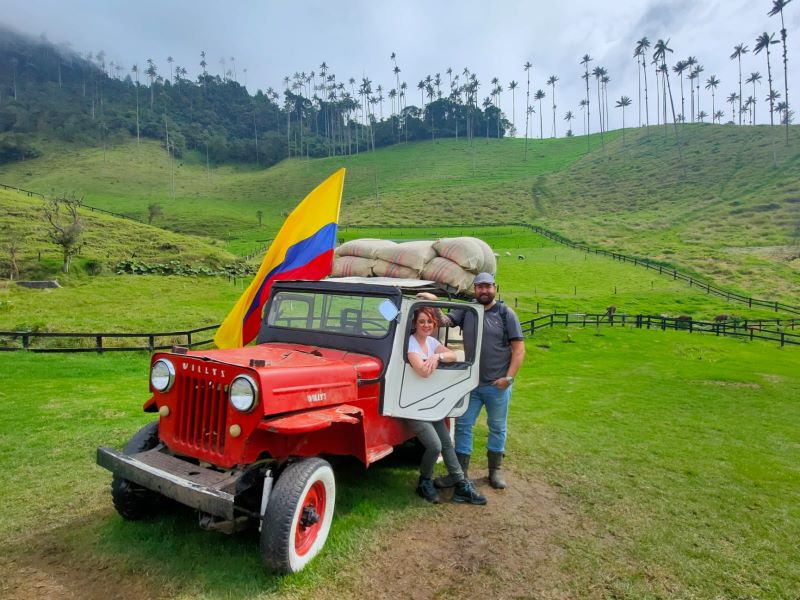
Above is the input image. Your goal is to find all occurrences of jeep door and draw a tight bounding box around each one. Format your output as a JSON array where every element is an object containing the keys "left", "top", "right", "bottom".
[{"left": 381, "top": 301, "right": 483, "bottom": 421}]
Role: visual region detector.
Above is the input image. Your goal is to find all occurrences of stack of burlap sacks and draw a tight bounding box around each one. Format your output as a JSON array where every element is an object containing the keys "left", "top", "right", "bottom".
[{"left": 332, "top": 237, "right": 497, "bottom": 294}]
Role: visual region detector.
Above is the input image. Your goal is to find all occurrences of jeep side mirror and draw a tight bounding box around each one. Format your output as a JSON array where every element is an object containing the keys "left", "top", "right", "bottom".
[{"left": 378, "top": 299, "right": 400, "bottom": 322}]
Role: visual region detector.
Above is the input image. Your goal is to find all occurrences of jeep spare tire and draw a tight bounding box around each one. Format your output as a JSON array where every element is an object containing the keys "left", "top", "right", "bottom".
[
  {"left": 260, "top": 458, "right": 336, "bottom": 573},
  {"left": 111, "top": 421, "right": 163, "bottom": 520}
]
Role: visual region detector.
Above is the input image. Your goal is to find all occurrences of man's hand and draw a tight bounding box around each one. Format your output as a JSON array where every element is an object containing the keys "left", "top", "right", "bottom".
[
  {"left": 416, "top": 292, "right": 438, "bottom": 300},
  {"left": 493, "top": 377, "right": 512, "bottom": 390}
]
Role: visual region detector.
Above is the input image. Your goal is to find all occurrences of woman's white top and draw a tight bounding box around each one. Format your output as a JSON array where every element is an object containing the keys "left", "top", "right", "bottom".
[{"left": 408, "top": 335, "right": 440, "bottom": 358}]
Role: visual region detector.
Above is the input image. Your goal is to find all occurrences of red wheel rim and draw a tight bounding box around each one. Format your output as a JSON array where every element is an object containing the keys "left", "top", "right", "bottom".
[{"left": 295, "top": 481, "right": 326, "bottom": 556}]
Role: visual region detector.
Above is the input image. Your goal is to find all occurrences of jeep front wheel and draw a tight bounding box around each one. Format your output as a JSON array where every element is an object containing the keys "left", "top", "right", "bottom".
[
  {"left": 260, "top": 458, "right": 336, "bottom": 573},
  {"left": 111, "top": 421, "right": 163, "bottom": 520}
]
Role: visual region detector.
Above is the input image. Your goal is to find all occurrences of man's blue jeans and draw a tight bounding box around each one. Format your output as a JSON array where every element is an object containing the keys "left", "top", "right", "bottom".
[{"left": 454, "top": 383, "right": 511, "bottom": 455}]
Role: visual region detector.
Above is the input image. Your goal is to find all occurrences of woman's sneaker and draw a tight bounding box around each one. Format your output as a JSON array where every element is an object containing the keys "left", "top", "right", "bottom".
[
  {"left": 416, "top": 476, "right": 440, "bottom": 503},
  {"left": 452, "top": 479, "right": 487, "bottom": 505}
]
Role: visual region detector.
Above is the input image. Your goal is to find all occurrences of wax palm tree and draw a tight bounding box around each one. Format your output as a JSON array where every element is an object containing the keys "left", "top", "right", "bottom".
[
  {"left": 698, "top": 110, "right": 708, "bottom": 122},
  {"left": 745, "top": 96, "right": 756, "bottom": 125},
  {"left": 776, "top": 100, "right": 789, "bottom": 124},
  {"left": 714, "top": 109, "right": 724, "bottom": 123},
  {"left": 131, "top": 64, "right": 140, "bottom": 143},
  {"left": 755, "top": 32, "right": 780, "bottom": 125},
  {"left": 746, "top": 72, "right": 762, "bottom": 123},
  {"left": 167, "top": 56, "right": 174, "bottom": 83},
  {"left": 705, "top": 75, "right": 720, "bottom": 123},
  {"left": 564, "top": 110, "right": 575, "bottom": 135},
  {"left": 653, "top": 39, "right": 679, "bottom": 134},
  {"left": 634, "top": 42, "right": 644, "bottom": 126},
  {"left": 592, "top": 66, "right": 604, "bottom": 133},
  {"left": 635, "top": 38, "right": 651, "bottom": 127},
  {"left": 766, "top": 88, "right": 782, "bottom": 125},
  {"left": 579, "top": 98, "right": 588, "bottom": 134},
  {"left": 693, "top": 65, "right": 704, "bottom": 120},
  {"left": 727, "top": 92, "right": 739, "bottom": 123},
  {"left": 534, "top": 89, "right": 546, "bottom": 139},
  {"left": 145, "top": 58, "right": 157, "bottom": 110},
  {"left": 673, "top": 60, "right": 688, "bottom": 122},
  {"left": 602, "top": 73, "right": 611, "bottom": 131},
  {"left": 508, "top": 80, "right": 518, "bottom": 136},
  {"left": 580, "top": 54, "right": 593, "bottom": 148},
  {"left": 524, "top": 61, "right": 532, "bottom": 158},
  {"left": 616, "top": 96, "right": 632, "bottom": 145},
  {"left": 768, "top": 0, "right": 792, "bottom": 142},
  {"left": 730, "top": 43, "right": 749, "bottom": 125},
  {"left": 547, "top": 75, "right": 559, "bottom": 137}
]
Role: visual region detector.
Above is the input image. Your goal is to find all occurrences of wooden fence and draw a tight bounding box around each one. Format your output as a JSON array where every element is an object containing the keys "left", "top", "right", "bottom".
[
  {"left": 520, "top": 313, "right": 800, "bottom": 347},
  {"left": 0, "top": 325, "right": 218, "bottom": 353},
  {"left": 2, "top": 314, "right": 797, "bottom": 353}
]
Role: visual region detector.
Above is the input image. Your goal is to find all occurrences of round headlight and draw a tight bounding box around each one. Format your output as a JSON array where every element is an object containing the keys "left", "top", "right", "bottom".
[
  {"left": 151, "top": 358, "right": 175, "bottom": 392},
  {"left": 230, "top": 375, "right": 258, "bottom": 412}
]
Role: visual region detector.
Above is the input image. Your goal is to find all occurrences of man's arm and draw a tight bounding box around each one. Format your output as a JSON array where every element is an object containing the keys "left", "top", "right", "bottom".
[
  {"left": 415, "top": 292, "right": 458, "bottom": 327},
  {"left": 494, "top": 339, "right": 525, "bottom": 390}
]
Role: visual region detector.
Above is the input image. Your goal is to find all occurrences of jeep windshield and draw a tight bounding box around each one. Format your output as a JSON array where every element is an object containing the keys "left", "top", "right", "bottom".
[{"left": 267, "top": 290, "right": 394, "bottom": 338}]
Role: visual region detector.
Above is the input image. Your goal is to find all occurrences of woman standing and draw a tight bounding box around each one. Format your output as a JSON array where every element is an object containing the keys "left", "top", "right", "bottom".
[{"left": 405, "top": 306, "right": 486, "bottom": 505}]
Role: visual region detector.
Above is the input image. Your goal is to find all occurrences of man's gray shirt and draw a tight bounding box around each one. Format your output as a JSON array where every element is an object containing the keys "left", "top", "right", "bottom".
[{"left": 448, "top": 303, "right": 524, "bottom": 384}]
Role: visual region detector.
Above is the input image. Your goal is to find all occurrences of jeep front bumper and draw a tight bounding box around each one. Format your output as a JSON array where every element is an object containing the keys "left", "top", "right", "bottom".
[{"left": 97, "top": 447, "right": 240, "bottom": 519}]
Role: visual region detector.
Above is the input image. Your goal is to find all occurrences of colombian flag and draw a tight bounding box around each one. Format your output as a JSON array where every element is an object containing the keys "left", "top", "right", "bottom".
[{"left": 214, "top": 168, "right": 346, "bottom": 348}]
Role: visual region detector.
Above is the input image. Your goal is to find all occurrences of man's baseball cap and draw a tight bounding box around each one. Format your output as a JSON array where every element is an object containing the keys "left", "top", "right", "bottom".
[{"left": 473, "top": 272, "right": 495, "bottom": 285}]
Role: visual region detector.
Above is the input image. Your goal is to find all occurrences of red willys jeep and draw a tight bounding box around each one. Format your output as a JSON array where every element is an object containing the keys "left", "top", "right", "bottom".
[{"left": 97, "top": 277, "right": 484, "bottom": 573}]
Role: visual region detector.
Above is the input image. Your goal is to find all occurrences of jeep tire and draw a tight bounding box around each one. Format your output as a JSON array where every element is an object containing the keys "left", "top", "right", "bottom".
[
  {"left": 260, "top": 458, "right": 336, "bottom": 574},
  {"left": 111, "top": 421, "right": 163, "bottom": 520}
]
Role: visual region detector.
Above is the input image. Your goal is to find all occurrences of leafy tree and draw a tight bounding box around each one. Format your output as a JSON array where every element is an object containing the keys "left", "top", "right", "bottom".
[{"left": 43, "top": 195, "right": 84, "bottom": 274}]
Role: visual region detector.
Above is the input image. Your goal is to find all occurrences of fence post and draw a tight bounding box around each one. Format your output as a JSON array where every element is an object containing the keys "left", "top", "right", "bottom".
[
  {"left": 96, "top": 336, "right": 103, "bottom": 353},
  {"left": 23, "top": 334, "right": 30, "bottom": 349},
  {"left": 187, "top": 332, "right": 193, "bottom": 347},
  {"left": 148, "top": 335, "right": 155, "bottom": 351},
  {"left": 781, "top": 332, "right": 785, "bottom": 347}
]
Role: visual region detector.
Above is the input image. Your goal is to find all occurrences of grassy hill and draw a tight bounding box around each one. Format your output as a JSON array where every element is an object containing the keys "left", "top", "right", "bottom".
[{"left": 0, "top": 125, "right": 797, "bottom": 302}]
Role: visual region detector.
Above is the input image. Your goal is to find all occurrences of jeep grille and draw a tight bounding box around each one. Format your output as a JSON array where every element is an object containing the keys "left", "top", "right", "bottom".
[{"left": 173, "top": 373, "right": 228, "bottom": 457}]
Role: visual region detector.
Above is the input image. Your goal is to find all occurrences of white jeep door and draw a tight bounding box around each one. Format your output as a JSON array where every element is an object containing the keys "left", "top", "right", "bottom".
[{"left": 381, "top": 300, "right": 483, "bottom": 421}]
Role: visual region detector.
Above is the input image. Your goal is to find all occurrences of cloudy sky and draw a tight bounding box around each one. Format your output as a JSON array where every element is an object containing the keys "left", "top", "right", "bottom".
[{"left": 1, "top": 0, "right": 798, "bottom": 133}]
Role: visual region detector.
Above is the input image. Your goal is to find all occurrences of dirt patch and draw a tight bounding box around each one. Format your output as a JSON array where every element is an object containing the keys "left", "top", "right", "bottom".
[
  {"left": 0, "top": 514, "right": 167, "bottom": 600},
  {"left": 315, "top": 469, "right": 585, "bottom": 600}
]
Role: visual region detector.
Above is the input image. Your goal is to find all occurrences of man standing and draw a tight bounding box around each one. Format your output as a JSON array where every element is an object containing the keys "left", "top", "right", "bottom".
[{"left": 419, "top": 272, "right": 525, "bottom": 489}]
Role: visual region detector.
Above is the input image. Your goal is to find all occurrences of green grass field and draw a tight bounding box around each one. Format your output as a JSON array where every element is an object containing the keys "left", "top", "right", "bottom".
[
  {"left": 1, "top": 125, "right": 797, "bottom": 301},
  {"left": 0, "top": 327, "right": 797, "bottom": 598}
]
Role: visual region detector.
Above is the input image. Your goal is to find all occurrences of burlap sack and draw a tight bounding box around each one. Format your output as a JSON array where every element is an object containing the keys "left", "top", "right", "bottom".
[
  {"left": 473, "top": 237, "right": 497, "bottom": 275},
  {"left": 331, "top": 256, "right": 374, "bottom": 277},
  {"left": 335, "top": 238, "right": 396, "bottom": 258},
  {"left": 372, "top": 259, "right": 420, "bottom": 279},
  {"left": 374, "top": 240, "right": 437, "bottom": 272},
  {"left": 421, "top": 257, "right": 476, "bottom": 293},
  {"left": 433, "top": 237, "right": 484, "bottom": 273}
]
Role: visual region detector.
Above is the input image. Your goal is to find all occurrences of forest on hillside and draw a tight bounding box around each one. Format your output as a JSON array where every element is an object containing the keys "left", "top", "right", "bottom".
[{"left": 0, "top": 25, "right": 509, "bottom": 168}]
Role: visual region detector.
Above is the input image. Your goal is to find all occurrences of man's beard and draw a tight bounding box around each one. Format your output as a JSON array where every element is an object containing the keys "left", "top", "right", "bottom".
[{"left": 476, "top": 293, "right": 494, "bottom": 305}]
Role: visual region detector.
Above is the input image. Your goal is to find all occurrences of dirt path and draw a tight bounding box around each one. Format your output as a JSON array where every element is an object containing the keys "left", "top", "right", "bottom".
[
  {"left": 312, "top": 469, "right": 588, "bottom": 600},
  {"left": 1, "top": 469, "right": 586, "bottom": 600}
]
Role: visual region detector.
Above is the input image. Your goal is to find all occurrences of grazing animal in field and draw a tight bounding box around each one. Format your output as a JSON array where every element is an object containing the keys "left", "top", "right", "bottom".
[
  {"left": 606, "top": 306, "right": 617, "bottom": 317},
  {"left": 714, "top": 314, "right": 730, "bottom": 323},
  {"left": 493, "top": 252, "right": 500, "bottom": 258},
  {"left": 676, "top": 315, "right": 692, "bottom": 322},
  {"left": 505, "top": 251, "right": 511, "bottom": 257},
  {"left": 517, "top": 255, "right": 525, "bottom": 260}
]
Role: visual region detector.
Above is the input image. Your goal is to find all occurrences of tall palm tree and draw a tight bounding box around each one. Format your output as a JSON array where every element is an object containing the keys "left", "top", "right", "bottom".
[
  {"left": 684, "top": 56, "right": 697, "bottom": 120},
  {"left": 508, "top": 80, "right": 518, "bottom": 136},
  {"left": 693, "top": 65, "right": 704, "bottom": 120},
  {"left": 673, "top": 60, "right": 688, "bottom": 122},
  {"left": 635, "top": 38, "right": 651, "bottom": 127},
  {"left": 727, "top": 92, "right": 739, "bottom": 123},
  {"left": 730, "top": 43, "right": 749, "bottom": 125},
  {"left": 653, "top": 39, "right": 679, "bottom": 135},
  {"left": 687, "top": 68, "right": 697, "bottom": 122},
  {"left": 745, "top": 96, "right": 756, "bottom": 124},
  {"left": 705, "top": 75, "right": 720, "bottom": 123},
  {"left": 616, "top": 96, "right": 632, "bottom": 144},
  {"left": 768, "top": 0, "right": 792, "bottom": 143},
  {"left": 634, "top": 41, "right": 644, "bottom": 126},
  {"left": 592, "top": 66, "right": 605, "bottom": 133},
  {"left": 580, "top": 54, "right": 593, "bottom": 149},
  {"left": 754, "top": 32, "right": 780, "bottom": 125},
  {"left": 534, "top": 89, "right": 546, "bottom": 139},
  {"left": 746, "top": 72, "right": 762, "bottom": 123},
  {"left": 131, "top": 64, "right": 140, "bottom": 143},
  {"left": 714, "top": 109, "right": 724, "bottom": 123},
  {"left": 564, "top": 110, "right": 575, "bottom": 135},
  {"left": 524, "top": 61, "right": 533, "bottom": 158},
  {"left": 579, "top": 99, "right": 588, "bottom": 134},
  {"left": 547, "top": 75, "right": 559, "bottom": 137}
]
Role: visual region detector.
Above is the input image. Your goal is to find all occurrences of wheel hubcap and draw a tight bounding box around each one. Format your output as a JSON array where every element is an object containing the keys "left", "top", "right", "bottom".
[{"left": 295, "top": 481, "right": 326, "bottom": 556}]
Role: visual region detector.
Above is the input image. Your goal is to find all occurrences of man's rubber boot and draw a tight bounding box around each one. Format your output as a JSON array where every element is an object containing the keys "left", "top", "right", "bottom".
[
  {"left": 416, "top": 476, "right": 440, "bottom": 503},
  {"left": 434, "top": 453, "right": 470, "bottom": 489},
  {"left": 452, "top": 478, "right": 487, "bottom": 505},
  {"left": 488, "top": 451, "right": 507, "bottom": 489}
]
